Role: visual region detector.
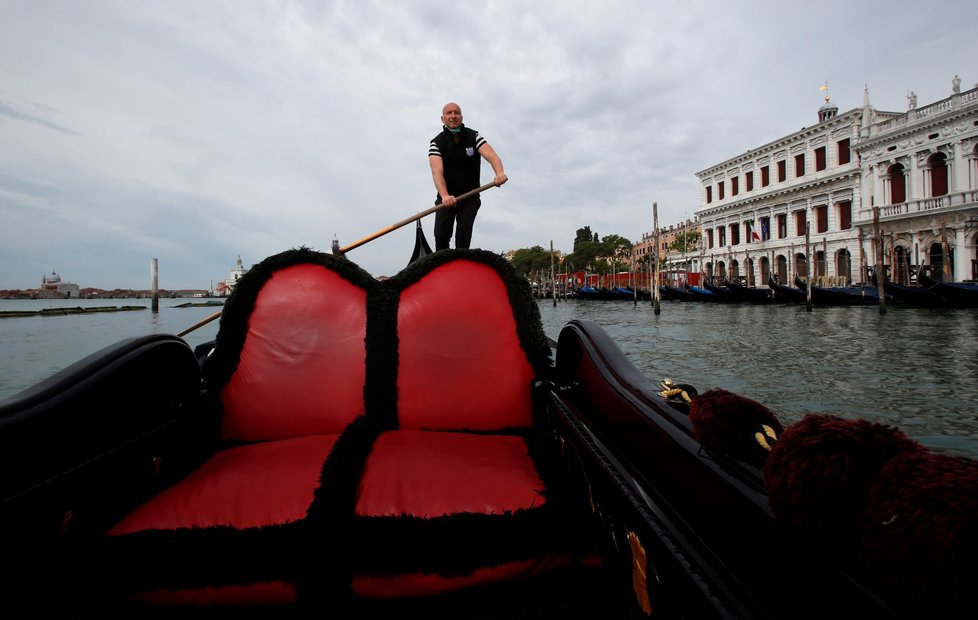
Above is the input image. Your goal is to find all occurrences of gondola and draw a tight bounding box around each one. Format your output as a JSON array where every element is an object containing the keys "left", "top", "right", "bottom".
[
  {"left": 793, "top": 276, "right": 891, "bottom": 305},
  {"left": 767, "top": 276, "right": 806, "bottom": 303},
  {"left": 702, "top": 279, "right": 741, "bottom": 301},
  {"left": 658, "top": 283, "right": 698, "bottom": 301},
  {"left": 871, "top": 272, "right": 944, "bottom": 307},
  {"left": 573, "top": 284, "right": 605, "bottom": 300},
  {"left": 2, "top": 242, "right": 974, "bottom": 619},
  {"left": 684, "top": 284, "right": 730, "bottom": 302},
  {"left": 918, "top": 272, "right": 978, "bottom": 307},
  {"left": 722, "top": 278, "right": 775, "bottom": 303}
]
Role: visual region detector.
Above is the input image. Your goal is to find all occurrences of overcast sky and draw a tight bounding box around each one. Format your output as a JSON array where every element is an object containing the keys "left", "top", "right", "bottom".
[{"left": 1, "top": 0, "right": 974, "bottom": 289}]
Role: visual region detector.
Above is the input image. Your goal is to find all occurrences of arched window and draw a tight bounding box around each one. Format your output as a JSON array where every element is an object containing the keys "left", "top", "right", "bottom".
[
  {"left": 836, "top": 249, "right": 852, "bottom": 286},
  {"left": 814, "top": 250, "right": 826, "bottom": 280},
  {"left": 776, "top": 255, "right": 788, "bottom": 283},
  {"left": 731, "top": 259, "right": 740, "bottom": 279},
  {"left": 929, "top": 242, "right": 954, "bottom": 281},
  {"left": 893, "top": 246, "right": 909, "bottom": 285},
  {"left": 795, "top": 253, "right": 808, "bottom": 279},
  {"left": 760, "top": 256, "right": 770, "bottom": 286},
  {"left": 928, "top": 152, "right": 948, "bottom": 197},
  {"left": 887, "top": 163, "right": 906, "bottom": 204}
]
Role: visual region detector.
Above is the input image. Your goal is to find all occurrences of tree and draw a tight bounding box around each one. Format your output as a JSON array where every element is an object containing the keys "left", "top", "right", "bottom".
[
  {"left": 573, "top": 227, "right": 598, "bottom": 251},
  {"left": 564, "top": 231, "right": 634, "bottom": 275},
  {"left": 510, "top": 246, "right": 559, "bottom": 275},
  {"left": 668, "top": 230, "right": 701, "bottom": 255},
  {"left": 565, "top": 241, "right": 602, "bottom": 272},
  {"left": 601, "top": 234, "right": 633, "bottom": 272}
]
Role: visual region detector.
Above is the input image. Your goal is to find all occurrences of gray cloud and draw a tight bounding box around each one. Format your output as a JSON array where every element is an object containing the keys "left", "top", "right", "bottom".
[
  {"left": 0, "top": 99, "right": 79, "bottom": 135},
  {"left": 1, "top": 0, "right": 974, "bottom": 289}
]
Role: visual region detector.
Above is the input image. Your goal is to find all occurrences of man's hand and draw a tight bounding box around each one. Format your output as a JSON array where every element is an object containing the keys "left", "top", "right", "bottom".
[
  {"left": 443, "top": 195, "right": 458, "bottom": 207},
  {"left": 494, "top": 173, "right": 508, "bottom": 187}
]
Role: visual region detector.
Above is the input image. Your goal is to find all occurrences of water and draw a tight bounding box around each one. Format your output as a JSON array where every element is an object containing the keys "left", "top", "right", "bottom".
[
  {"left": 2, "top": 296, "right": 976, "bottom": 458},
  {"left": 536, "top": 298, "right": 978, "bottom": 458},
  {"left": 0, "top": 298, "right": 222, "bottom": 400}
]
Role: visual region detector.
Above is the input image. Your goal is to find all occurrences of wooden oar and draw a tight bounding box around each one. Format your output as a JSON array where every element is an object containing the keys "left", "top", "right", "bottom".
[
  {"left": 177, "top": 181, "right": 499, "bottom": 338},
  {"left": 337, "top": 181, "right": 497, "bottom": 254}
]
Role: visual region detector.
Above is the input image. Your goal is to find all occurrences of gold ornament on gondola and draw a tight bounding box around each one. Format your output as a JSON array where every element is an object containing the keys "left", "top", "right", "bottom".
[
  {"left": 627, "top": 530, "right": 653, "bottom": 615},
  {"left": 754, "top": 424, "right": 778, "bottom": 451}
]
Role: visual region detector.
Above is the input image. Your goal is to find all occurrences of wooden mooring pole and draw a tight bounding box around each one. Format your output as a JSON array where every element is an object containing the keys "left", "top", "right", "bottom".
[
  {"left": 874, "top": 207, "right": 887, "bottom": 314},
  {"left": 653, "top": 202, "right": 661, "bottom": 315},
  {"left": 805, "top": 224, "right": 812, "bottom": 312},
  {"left": 151, "top": 258, "right": 159, "bottom": 313},
  {"left": 550, "top": 240, "right": 557, "bottom": 308}
]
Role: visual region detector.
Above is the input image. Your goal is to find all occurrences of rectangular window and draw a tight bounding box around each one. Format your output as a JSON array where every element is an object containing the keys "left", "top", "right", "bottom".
[
  {"left": 795, "top": 154, "right": 805, "bottom": 177},
  {"left": 777, "top": 160, "right": 787, "bottom": 182},
  {"left": 815, "top": 146, "right": 826, "bottom": 171},
  {"left": 838, "top": 201, "right": 852, "bottom": 230},
  {"left": 760, "top": 216, "right": 771, "bottom": 241},
  {"left": 730, "top": 224, "right": 740, "bottom": 246},
  {"left": 761, "top": 166, "right": 770, "bottom": 187},
  {"left": 718, "top": 226, "right": 726, "bottom": 246},
  {"left": 745, "top": 171, "right": 754, "bottom": 192},
  {"left": 795, "top": 210, "right": 807, "bottom": 236},
  {"left": 816, "top": 205, "right": 828, "bottom": 233},
  {"left": 777, "top": 214, "right": 787, "bottom": 239},
  {"left": 718, "top": 181, "right": 725, "bottom": 200},
  {"left": 837, "top": 138, "right": 851, "bottom": 165},
  {"left": 706, "top": 186, "right": 712, "bottom": 203},
  {"left": 707, "top": 228, "right": 714, "bottom": 249},
  {"left": 731, "top": 176, "right": 739, "bottom": 196}
]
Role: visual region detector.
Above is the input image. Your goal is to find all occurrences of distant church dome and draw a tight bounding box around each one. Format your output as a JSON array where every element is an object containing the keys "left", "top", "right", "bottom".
[{"left": 43, "top": 270, "right": 61, "bottom": 285}]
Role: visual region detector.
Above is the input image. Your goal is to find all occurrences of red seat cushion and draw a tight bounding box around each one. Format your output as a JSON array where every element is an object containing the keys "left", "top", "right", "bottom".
[
  {"left": 109, "top": 434, "right": 337, "bottom": 533},
  {"left": 219, "top": 263, "right": 367, "bottom": 442},
  {"left": 356, "top": 430, "right": 546, "bottom": 518},
  {"left": 396, "top": 260, "right": 536, "bottom": 431}
]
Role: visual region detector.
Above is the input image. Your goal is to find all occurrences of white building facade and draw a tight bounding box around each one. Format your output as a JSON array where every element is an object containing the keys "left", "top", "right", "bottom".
[{"left": 695, "top": 80, "right": 978, "bottom": 287}]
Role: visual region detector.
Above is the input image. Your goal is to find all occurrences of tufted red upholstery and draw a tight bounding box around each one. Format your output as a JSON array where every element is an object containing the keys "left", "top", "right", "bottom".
[{"left": 100, "top": 249, "right": 576, "bottom": 609}]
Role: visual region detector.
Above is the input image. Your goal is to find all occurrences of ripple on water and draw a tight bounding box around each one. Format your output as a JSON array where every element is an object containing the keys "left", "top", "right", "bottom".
[{"left": 538, "top": 299, "right": 978, "bottom": 458}]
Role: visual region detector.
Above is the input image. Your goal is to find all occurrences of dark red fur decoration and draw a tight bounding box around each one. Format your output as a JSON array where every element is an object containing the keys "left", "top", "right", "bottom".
[
  {"left": 688, "top": 388, "right": 785, "bottom": 468},
  {"left": 764, "top": 413, "right": 978, "bottom": 615}
]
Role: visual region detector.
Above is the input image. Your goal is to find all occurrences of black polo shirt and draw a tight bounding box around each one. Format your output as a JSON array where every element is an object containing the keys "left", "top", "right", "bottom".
[{"left": 429, "top": 125, "right": 486, "bottom": 205}]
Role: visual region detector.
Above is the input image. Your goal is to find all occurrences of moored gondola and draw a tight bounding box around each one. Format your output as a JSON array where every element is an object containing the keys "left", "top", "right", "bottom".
[
  {"left": 767, "top": 276, "right": 806, "bottom": 303},
  {"left": 794, "top": 276, "right": 891, "bottom": 305},
  {"left": 918, "top": 272, "right": 978, "bottom": 307},
  {"left": 871, "top": 272, "right": 944, "bottom": 307},
  {"left": 659, "top": 283, "right": 699, "bottom": 301},
  {"left": 722, "top": 278, "right": 775, "bottom": 303}
]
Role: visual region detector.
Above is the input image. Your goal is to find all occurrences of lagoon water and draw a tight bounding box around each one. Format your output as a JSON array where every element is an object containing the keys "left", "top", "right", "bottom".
[{"left": 2, "top": 296, "right": 977, "bottom": 458}]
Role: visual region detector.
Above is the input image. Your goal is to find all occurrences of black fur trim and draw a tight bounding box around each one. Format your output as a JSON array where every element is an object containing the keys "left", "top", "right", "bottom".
[{"left": 299, "top": 415, "right": 386, "bottom": 608}]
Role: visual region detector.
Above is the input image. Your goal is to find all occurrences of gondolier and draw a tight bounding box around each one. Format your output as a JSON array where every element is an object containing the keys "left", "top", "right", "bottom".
[{"left": 428, "top": 102, "right": 507, "bottom": 250}]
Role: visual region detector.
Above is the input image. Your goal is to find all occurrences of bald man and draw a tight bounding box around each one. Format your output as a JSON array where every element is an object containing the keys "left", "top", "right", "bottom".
[{"left": 428, "top": 102, "right": 507, "bottom": 250}]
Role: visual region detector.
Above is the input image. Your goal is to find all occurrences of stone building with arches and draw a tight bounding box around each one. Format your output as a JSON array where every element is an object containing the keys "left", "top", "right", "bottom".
[{"left": 694, "top": 79, "right": 978, "bottom": 287}]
